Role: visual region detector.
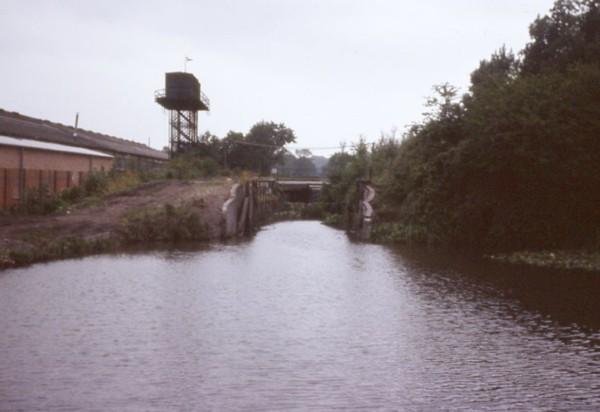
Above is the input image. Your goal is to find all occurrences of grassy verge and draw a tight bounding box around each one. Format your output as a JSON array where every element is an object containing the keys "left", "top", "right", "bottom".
[
  {"left": 0, "top": 200, "right": 211, "bottom": 270},
  {"left": 0, "top": 233, "right": 118, "bottom": 269},
  {"left": 322, "top": 213, "right": 343, "bottom": 228},
  {"left": 487, "top": 250, "right": 600, "bottom": 272},
  {"left": 11, "top": 151, "right": 226, "bottom": 217},
  {"left": 12, "top": 171, "right": 146, "bottom": 215},
  {"left": 266, "top": 202, "right": 328, "bottom": 223},
  {"left": 119, "top": 203, "right": 209, "bottom": 243},
  {"left": 370, "top": 221, "right": 433, "bottom": 245}
]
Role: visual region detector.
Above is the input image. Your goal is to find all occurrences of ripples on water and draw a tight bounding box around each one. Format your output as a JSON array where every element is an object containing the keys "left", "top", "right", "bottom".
[{"left": 0, "top": 221, "right": 598, "bottom": 411}]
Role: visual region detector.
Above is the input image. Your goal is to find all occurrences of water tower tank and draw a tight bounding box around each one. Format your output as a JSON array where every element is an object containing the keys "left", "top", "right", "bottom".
[
  {"left": 155, "top": 72, "right": 209, "bottom": 111},
  {"left": 155, "top": 70, "right": 210, "bottom": 156},
  {"left": 165, "top": 72, "right": 200, "bottom": 100}
]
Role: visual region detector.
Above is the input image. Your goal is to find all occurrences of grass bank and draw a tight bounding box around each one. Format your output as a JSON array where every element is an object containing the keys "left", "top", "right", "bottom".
[{"left": 0, "top": 178, "right": 232, "bottom": 270}]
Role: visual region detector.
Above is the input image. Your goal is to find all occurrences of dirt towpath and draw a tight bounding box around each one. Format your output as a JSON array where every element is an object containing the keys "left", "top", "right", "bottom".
[{"left": 0, "top": 178, "right": 233, "bottom": 267}]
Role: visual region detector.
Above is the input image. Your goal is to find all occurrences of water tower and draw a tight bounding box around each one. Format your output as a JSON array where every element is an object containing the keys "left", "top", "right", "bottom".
[{"left": 155, "top": 72, "right": 210, "bottom": 155}]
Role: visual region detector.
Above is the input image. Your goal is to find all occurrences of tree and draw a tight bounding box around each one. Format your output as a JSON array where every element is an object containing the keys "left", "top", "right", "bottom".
[
  {"left": 419, "top": 83, "right": 466, "bottom": 145},
  {"left": 196, "top": 131, "right": 221, "bottom": 160},
  {"left": 244, "top": 121, "right": 296, "bottom": 174},
  {"left": 521, "top": 0, "right": 600, "bottom": 74},
  {"left": 294, "top": 156, "right": 318, "bottom": 176},
  {"left": 470, "top": 46, "right": 517, "bottom": 95},
  {"left": 295, "top": 148, "right": 312, "bottom": 158},
  {"left": 277, "top": 152, "right": 318, "bottom": 177},
  {"left": 319, "top": 0, "right": 600, "bottom": 250},
  {"left": 221, "top": 130, "right": 245, "bottom": 170}
]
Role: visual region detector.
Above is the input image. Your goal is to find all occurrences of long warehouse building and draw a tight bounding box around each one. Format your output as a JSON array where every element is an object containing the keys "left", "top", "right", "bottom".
[{"left": 0, "top": 108, "right": 168, "bottom": 208}]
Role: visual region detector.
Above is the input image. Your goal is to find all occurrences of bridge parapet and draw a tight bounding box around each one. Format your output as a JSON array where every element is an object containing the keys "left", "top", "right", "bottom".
[{"left": 275, "top": 177, "right": 328, "bottom": 203}]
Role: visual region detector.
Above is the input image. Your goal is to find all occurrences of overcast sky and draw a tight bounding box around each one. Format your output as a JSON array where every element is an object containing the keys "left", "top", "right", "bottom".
[{"left": 1, "top": 0, "right": 555, "bottom": 155}]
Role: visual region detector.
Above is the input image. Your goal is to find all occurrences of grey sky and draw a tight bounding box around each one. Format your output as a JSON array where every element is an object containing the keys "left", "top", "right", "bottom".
[{"left": 1, "top": 0, "right": 555, "bottom": 154}]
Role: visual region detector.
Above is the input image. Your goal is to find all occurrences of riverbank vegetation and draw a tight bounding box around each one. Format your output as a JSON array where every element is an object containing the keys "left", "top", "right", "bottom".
[
  {"left": 184, "top": 121, "right": 297, "bottom": 175},
  {"left": 323, "top": 0, "right": 600, "bottom": 254},
  {"left": 0, "top": 178, "right": 231, "bottom": 269},
  {"left": 0, "top": 119, "right": 298, "bottom": 269},
  {"left": 8, "top": 120, "right": 296, "bottom": 217},
  {"left": 0, "top": 200, "right": 211, "bottom": 268},
  {"left": 11, "top": 171, "right": 145, "bottom": 215},
  {"left": 0, "top": 235, "right": 116, "bottom": 269},
  {"left": 119, "top": 203, "right": 209, "bottom": 243},
  {"left": 488, "top": 250, "right": 600, "bottom": 272},
  {"left": 4, "top": 1, "right": 599, "bottom": 271}
]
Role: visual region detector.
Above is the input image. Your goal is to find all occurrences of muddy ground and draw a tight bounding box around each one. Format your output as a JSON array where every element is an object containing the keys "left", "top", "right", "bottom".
[{"left": 0, "top": 178, "right": 233, "bottom": 267}]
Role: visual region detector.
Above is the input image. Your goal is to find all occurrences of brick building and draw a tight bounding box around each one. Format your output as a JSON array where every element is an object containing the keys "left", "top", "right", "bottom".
[{"left": 0, "top": 109, "right": 167, "bottom": 208}]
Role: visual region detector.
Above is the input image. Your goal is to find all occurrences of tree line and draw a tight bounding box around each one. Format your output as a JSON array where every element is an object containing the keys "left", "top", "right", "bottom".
[
  {"left": 175, "top": 122, "right": 328, "bottom": 178},
  {"left": 322, "top": 0, "right": 600, "bottom": 251},
  {"left": 174, "top": 121, "right": 297, "bottom": 176}
]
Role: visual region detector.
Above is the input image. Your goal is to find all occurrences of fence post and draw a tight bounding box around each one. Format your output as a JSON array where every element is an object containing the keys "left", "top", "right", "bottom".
[
  {"left": 2, "top": 169, "right": 6, "bottom": 209},
  {"left": 18, "top": 148, "right": 24, "bottom": 202}
]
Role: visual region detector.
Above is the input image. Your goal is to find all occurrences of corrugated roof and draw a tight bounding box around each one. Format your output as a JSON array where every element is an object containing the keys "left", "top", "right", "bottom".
[
  {"left": 0, "top": 135, "right": 114, "bottom": 158},
  {"left": 0, "top": 109, "right": 168, "bottom": 161}
]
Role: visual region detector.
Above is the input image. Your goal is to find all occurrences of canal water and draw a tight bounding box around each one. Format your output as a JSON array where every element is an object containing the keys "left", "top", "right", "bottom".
[{"left": 1, "top": 221, "right": 598, "bottom": 411}]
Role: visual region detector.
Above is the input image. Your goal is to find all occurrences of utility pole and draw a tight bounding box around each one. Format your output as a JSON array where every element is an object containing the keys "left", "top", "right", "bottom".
[{"left": 73, "top": 112, "right": 79, "bottom": 137}]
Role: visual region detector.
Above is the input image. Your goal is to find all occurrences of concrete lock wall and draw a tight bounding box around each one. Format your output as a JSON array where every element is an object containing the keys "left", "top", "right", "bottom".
[
  {"left": 354, "top": 181, "right": 376, "bottom": 240},
  {"left": 222, "top": 178, "right": 373, "bottom": 240},
  {"left": 222, "top": 183, "right": 246, "bottom": 237},
  {"left": 0, "top": 146, "right": 114, "bottom": 209},
  {"left": 222, "top": 180, "right": 280, "bottom": 238}
]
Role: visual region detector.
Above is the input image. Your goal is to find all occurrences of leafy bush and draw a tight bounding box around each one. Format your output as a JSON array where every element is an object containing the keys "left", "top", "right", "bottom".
[
  {"left": 165, "top": 153, "right": 220, "bottom": 179},
  {"left": 299, "top": 203, "right": 326, "bottom": 219},
  {"left": 103, "top": 171, "right": 143, "bottom": 194},
  {"left": 83, "top": 172, "right": 108, "bottom": 194},
  {"left": 0, "top": 234, "right": 117, "bottom": 269},
  {"left": 322, "top": 213, "right": 343, "bottom": 227},
  {"left": 120, "top": 203, "right": 209, "bottom": 243},
  {"left": 15, "top": 185, "right": 67, "bottom": 215},
  {"left": 13, "top": 171, "right": 146, "bottom": 215},
  {"left": 371, "top": 222, "right": 431, "bottom": 245}
]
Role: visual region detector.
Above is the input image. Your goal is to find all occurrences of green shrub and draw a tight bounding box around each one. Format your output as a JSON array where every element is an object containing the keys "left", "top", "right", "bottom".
[
  {"left": 12, "top": 171, "right": 148, "bottom": 216},
  {"left": 83, "top": 172, "right": 108, "bottom": 194},
  {"left": 103, "top": 171, "right": 143, "bottom": 195},
  {"left": 0, "top": 235, "right": 117, "bottom": 269},
  {"left": 60, "top": 185, "right": 84, "bottom": 204},
  {"left": 371, "top": 222, "right": 432, "bottom": 244},
  {"left": 120, "top": 203, "right": 209, "bottom": 243},
  {"left": 166, "top": 154, "right": 221, "bottom": 180},
  {"left": 299, "top": 203, "right": 325, "bottom": 219},
  {"left": 322, "top": 213, "right": 343, "bottom": 227},
  {"left": 15, "top": 185, "right": 66, "bottom": 215}
]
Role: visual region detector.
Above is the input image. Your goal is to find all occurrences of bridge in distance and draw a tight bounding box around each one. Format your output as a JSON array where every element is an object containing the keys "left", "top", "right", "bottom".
[{"left": 274, "top": 176, "right": 328, "bottom": 203}]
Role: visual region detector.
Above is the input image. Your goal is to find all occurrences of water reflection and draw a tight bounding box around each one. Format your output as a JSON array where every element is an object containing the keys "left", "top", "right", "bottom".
[
  {"left": 392, "top": 246, "right": 600, "bottom": 332},
  {"left": 0, "top": 221, "right": 598, "bottom": 411}
]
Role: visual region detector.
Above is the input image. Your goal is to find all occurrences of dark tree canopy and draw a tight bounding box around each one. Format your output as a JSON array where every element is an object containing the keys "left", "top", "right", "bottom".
[
  {"left": 323, "top": 0, "right": 600, "bottom": 250},
  {"left": 198, "top": 122, "right": 296, "bottom": 175},
  {"left": 521, "top": 0, "right": 600, "bottom": 73},
  {"left": 277, "top": 153, "right": 319, "bottom": 177},
  {"left": 244, "top": 121, "right": 296, "bottom": 174}
]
